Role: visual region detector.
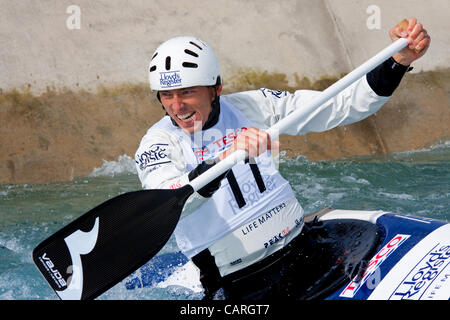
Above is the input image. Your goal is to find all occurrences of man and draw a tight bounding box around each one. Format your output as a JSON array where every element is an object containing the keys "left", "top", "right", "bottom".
[{"left": 135, "top": 18, "right": 430, "bottom": 299}]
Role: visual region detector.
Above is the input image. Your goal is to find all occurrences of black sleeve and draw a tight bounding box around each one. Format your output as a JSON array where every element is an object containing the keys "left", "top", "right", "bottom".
[
  {"left": 188, "top": 159, "right": 229, "bottom": 198},
  {"left": 366, "top": 57, "right": 413, "bottom": 97}
]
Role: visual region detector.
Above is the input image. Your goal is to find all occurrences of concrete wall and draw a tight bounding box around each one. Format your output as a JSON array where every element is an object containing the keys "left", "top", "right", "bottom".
[
  {"left": 1, "top": 0, "right": 448, "bottom": 93},
  {"left": 1, "top": 0, "right": 449, "bottom": 184},
  {"left": 326, "top": 0, "right": 449, "bottom": 70}
]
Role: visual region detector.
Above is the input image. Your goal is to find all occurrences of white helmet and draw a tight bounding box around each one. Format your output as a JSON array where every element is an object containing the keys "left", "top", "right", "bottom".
[{"left": 148, "top": 36, "right": 222, "bottom": 91}]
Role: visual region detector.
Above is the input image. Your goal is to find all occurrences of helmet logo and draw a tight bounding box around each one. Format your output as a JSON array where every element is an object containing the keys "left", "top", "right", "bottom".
[
  {"left": 149, "top": 36, "right": 221, "bottom": 91},
  {"left": 159, "top": 71, "right": 182, "bottom": 89}
]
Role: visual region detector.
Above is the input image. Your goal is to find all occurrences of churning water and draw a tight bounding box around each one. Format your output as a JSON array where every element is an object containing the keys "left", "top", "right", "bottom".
[{"left": 0, "top": 144, "right": 449, "bottom": 300}]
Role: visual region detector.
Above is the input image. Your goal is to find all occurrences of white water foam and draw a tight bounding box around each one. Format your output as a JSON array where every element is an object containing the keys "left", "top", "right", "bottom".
[
  {"left": 155, "top": 261, "right": 203, "bottom": 293},
  {"left": 387, "top": 140, "right": 450, "bottom": 160},
  {"left": 340, "top": 176, "right": 371, "bottom": 185},
  {"left": 377, "top": 192, "right": 415, "bottom": 200},
  {"left": 88, "top": 154, "right": 137, "bottom": 177}
]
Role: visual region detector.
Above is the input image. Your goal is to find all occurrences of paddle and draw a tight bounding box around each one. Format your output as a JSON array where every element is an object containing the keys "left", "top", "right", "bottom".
[{"left": 32, "top": 37, "right": 408, "bottom": 300}]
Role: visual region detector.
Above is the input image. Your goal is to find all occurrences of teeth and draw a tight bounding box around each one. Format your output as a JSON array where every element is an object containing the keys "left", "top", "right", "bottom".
[{"left": 177, "top": 112, "right": 195, "bottom": 121}]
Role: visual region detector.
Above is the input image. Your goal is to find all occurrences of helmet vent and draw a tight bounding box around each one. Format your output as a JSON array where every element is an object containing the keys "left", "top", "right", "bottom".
[
  {"left": 165, "top": 56, "right": 171, "bottom": 70},
  {"left": 149, "top": 65, "right": 156, "bottom": 72},
  {"left": 189, "top": 41, "right": 203, "bottom": 50},
  {"left": 182, "top": 62, "right": 198, "bottom": 68},
  {"left": 184, "top": 49, "right": 199, "bottom": 58}
]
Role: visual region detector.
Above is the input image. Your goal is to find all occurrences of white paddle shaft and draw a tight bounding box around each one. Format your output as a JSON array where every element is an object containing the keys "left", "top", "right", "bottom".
[{"left": 189, "top": 38, "right": 409, "bottom": 192}]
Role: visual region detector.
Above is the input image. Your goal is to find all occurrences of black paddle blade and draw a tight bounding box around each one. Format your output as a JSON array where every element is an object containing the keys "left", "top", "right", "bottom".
[{"left": 32, "top": 185, "right": 194, "bottom": 300}]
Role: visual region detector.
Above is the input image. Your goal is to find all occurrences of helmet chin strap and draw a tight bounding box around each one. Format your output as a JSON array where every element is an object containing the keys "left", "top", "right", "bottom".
[{"left": 157, "top": 86, "right": 221, "bottom": 131}]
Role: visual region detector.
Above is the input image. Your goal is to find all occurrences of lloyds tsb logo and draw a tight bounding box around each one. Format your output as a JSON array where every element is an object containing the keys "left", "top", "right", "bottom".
[{"left": 160, "top": 71, "right": 182, "bottom": 88}]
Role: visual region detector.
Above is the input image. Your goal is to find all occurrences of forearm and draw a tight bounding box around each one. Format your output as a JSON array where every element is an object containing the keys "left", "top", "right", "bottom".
[{"left": 366, "top": 56, "right": 412, "bottom": 97}]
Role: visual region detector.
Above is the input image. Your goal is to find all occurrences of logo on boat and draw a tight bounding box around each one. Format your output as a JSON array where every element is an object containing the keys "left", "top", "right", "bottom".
[
  {"left": 390, "top": 243, "right": 450, "bottom": 300},
  {"left": 340, "top": 234, "right": 410, "bottom": 298}
]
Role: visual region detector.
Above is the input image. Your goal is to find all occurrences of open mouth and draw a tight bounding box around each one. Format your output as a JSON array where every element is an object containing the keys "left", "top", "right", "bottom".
[{"left": 176, "top": 112, "right": 196, "bottom": 123}]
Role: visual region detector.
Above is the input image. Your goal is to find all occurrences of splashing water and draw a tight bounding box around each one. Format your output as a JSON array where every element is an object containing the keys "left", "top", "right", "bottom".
[{"left": 0, "top": 144, "right": 449, "bottom": 300}]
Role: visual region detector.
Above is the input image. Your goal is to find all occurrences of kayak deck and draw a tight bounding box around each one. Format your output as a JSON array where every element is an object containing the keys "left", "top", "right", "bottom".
[
  {"left": 219, "top": 214, "right": 381, "bottom": 300},
  {"left": 125, "top": 208, "right": 449, "bottom": 300}
]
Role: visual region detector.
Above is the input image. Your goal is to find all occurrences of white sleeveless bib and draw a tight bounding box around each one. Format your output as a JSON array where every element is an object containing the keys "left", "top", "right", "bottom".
[{"left": 159, "top": 101, "right": 303, "bottom": 267}]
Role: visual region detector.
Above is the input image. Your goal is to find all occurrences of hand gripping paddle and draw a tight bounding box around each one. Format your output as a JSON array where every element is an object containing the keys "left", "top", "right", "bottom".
[{"left": 33, "top": 38, "right": 408, "bottom": 300}]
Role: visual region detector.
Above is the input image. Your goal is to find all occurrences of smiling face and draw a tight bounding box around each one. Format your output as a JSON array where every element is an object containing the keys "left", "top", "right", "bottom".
[{"left": 159, "top": 85, "right": 221, "bottom": 134}]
